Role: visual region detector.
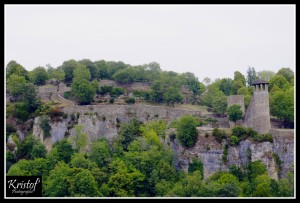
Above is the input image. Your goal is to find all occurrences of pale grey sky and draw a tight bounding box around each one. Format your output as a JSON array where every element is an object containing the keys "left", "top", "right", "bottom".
[{"left": 5, "top": 5, "right": 295, "bottom": 82}]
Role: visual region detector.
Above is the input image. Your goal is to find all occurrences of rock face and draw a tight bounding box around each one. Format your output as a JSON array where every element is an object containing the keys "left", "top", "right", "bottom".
[
  {"left": 164, "top": 127, "right": 294, "bottom": 180},
  {"left": 32, "top": 104, "right": 294, "bottom": 180},
  {"left": 33, "top": 104, "right": 201, "bottom": 150}
]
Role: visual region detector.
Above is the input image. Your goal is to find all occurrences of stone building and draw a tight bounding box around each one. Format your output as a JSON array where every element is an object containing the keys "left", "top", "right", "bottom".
[{"left": 244, "top": 80, "right": 271, "bottom": 134}]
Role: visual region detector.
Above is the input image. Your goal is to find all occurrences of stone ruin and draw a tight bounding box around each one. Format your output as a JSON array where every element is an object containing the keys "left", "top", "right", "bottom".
[{"left": 227, "top": 80, "right": 271, "bottom": 134}]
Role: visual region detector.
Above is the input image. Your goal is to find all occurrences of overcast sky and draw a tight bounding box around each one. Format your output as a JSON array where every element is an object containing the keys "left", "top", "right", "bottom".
[{"left": 5, "top": 5, "right": 295, "bottom": 82}]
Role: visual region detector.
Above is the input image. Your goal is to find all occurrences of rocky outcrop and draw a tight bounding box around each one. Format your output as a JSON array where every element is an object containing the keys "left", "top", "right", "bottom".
[
  {"left": 33, "top": 104, "right": 202, "bottom": 150},
  {"left": 164, "top": 127, "right": 294, "bottom": 180},
  {"left": 32, "top": 104, "right": 294, "bottom": 180}
]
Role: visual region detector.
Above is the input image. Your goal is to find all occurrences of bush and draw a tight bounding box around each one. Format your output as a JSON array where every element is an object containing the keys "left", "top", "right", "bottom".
[
  {"left": 229, "top": 135, "right": 240, "bottom": 146},
  {"left": 111, "top": 87, "right": 124, "bottom": 97},
  {"left": 14, "top": 102, "right": 30, "bottom": 121},
  {"left": 231, "top": 126, "right": 248, "bottom": 140},
  {"left": 125, "top": 97, "right": 135, "bottom": 104},
  {"left": 177, "top": 115, "right": 199, "bottom": 147},
  {"left": 253, "top": 133, "right": 273, "bottom": 143},
  {"left": 246, "top": 127, "right": 258, "bottom": 138},
  {"left": 212, "top": 128, "right": 227, "bottom": 143}
]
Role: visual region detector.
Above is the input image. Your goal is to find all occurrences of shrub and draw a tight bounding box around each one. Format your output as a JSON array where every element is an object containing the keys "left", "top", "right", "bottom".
[
  {"left": 253, "top": 133, "right": 273, "bottom": 143},
  {"left": 205, "top": 132, "right": 210, "bottom": 137},
  {"left": 231, "top": 126, "right": 248, "bottom": 140},
  {"left": 212, "top": 128, "right": 227, "bottom": 143},
  {"left": 125, "top": 97, "right": 135, "bottom": 104},
  {"left": 229, "top": 135, "right": 240, "bottom": 146},
  {"left": 246, "top": 127, "right": 258, "bottom": 138},
  {"left": 177, "top": 115, "right": 199, "bottom": 147},
  {"left": 111, "top": 87, "right": 124, "bottom": 97}
]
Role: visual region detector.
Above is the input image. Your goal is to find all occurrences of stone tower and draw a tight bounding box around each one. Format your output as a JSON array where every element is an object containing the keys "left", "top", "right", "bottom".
[{"left": 244, "top": 80, "right": 271, "bottom": 134}]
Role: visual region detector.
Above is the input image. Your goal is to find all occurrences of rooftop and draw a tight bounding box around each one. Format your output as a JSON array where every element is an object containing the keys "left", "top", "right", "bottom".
[{"left": 252, "top": 79, "right": 269, "bottom": 85}]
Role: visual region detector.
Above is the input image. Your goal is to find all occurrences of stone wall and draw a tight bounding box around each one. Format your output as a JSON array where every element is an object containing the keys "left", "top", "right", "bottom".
[
  {"left": 227, "top": 95, "right": 245, "bottom": 128},
  {"left": 227, "top": 95, "right": 245, "bottom": 114}
]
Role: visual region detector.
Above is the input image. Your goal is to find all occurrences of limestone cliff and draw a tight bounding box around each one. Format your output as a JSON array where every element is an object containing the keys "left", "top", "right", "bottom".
[{"left": 32, "top": 104, "right": 294, "bottom": 180}]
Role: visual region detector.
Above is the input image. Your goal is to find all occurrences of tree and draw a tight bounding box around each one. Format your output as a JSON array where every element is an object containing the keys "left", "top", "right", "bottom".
[
  {"left": 276, "top": 67, "right": 294, "bottom": 83},
  {"left": 69, "top": 169, "right": 102, "bottom": 197},
  {"left": 52, "top": 139, "right": 74, "bottom": 163},
  {"left": 106, "top": 61, "right": 127, "bottom": 80},
  {"left": 94, "top": 60, "right": 108, "bottom": 79},
  {"left": 269, "top": 75, "right": 289, "bottom": 91},
  {"left": 163, "top": 87, "right": 183, "bottom": 108},
  {"left": 113, "top": 67, "right": 135, "bottom": 83},
  {"left": 227, "top": 104, "right": 243, "bottom": 125},
  {"left": 29, "top": 66, "right": 49, "bottom": 85},
  {"left": 202, "top": 77, "right": 211, "bottom": 86},
  {"left": 21, "top": 83, "right": 40, "bottom": 114},
  {"left": 90, "top": 138, "right": 111, "bottom": 167},
  {"left": 199, "top": 82, "right": 206, "bottom": 95},
  {"left": 44, "top": 161, "right": 73, "bottom": 197},
  {"left": 257, "top": 70, "right": 275, "bottom": 81},
  {"left": 253, "top": 174, "right": 272, "bottom": 197},
  {"left": 237, "top": 86, "right": 249, "bottom": 96},
  {"left": 246, "top": 67, "right": 257, "bottom": 87},
  {"left": 177, "top": 115, "right": 199, "bottom": 147},
  {"left": 73, "top": 64, "right": 91, "bottom": 81},
  {"left": 70, "top": 153, "right": 97, "bottom": 169},
  {"left": 107, "top": 158, "right": 145, "bottom": 197},
  {"left": 212, "top": 95, "right": 227, "bottom": 116},
  {"left": 72, "top": 79, "right": 96, "bottom": 104},
  {"left": 16, "top": 134, "right": 46, "bottom": 160},
  {"left": 231, "top": 80, "right": 244, "bottom": 95},
  {"left": 6, "top": 60, "right": 29, "bottom": 80},
  {"left": 7, "top": 74, "right": 26, "bottom": 98},
  {"left": 219, "top": 78, "right": 233, "bottom": 96},
  {"left": 151, "top": 81, "right": 164, "bottom": 103},
  {"left": 79, "top": 59, "right": 98, "bottom": 80},
  {"left": 50, "top": 68, "right": 65, "bottom": 82},
  {"left": 59, "top": 59, "right": 81, "bottom": 82},
  {"left": 233, "top": 71, "right": 246, "bottom": 86},
  {"left": 116, "top": 119, "right": 142, "bottom": 151},
  {"left": 270, "top": 87, "right": 294, "bottom": 127}
]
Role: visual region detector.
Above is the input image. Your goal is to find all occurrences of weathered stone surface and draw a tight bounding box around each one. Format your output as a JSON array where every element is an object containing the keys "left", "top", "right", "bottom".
[
  {"left": 271, "top": 128, "right": 294, "bottom": 178},
  {"left": 250, "top": 142, "right": 278, "bottom": 180},
  {"left": 31, "top": 104, "right": 294, "bottom": 180}
]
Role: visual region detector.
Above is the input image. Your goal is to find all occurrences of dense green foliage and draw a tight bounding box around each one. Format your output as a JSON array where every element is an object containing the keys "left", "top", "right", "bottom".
[
  {"left": 176, "top": 115, "right": 199, "bottom": 147},
  {"left": 227, "top": 104, "right": 243, "bottom": 125}
]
